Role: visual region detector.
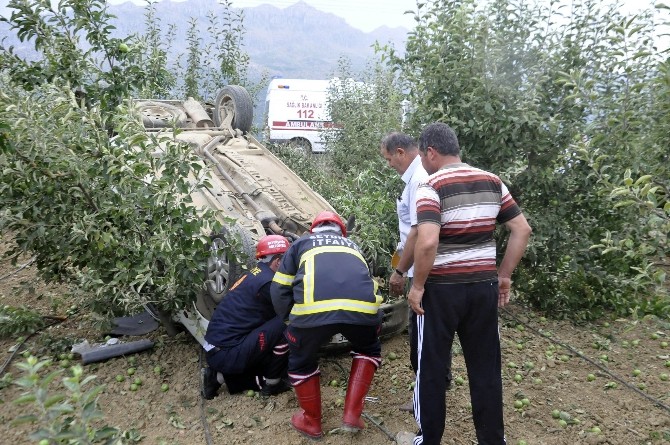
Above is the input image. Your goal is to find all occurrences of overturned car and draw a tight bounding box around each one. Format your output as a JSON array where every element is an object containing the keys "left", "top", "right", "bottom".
[{"left": 134, "top": 86, "right": 406, "bottom": 349}]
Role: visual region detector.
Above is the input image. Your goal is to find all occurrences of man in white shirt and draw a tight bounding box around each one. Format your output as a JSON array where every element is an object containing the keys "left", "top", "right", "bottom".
[{"left": 380, "top": 132, "right": 452, "bottom": 413}]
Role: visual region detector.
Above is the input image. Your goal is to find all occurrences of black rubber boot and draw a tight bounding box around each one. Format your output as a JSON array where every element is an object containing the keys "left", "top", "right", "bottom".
[
  {"left": 201, "top": 367, "right": 222, "bottom": 400},
  {"left": 261, "top": 378, "right": 292, "bottom": 397}
]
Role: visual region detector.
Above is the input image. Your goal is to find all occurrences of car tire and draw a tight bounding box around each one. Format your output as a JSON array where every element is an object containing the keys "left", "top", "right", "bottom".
[
  {"left": 213, "top": 85, "right": 253, "bottom": 133},
  {"left": 204, "top": 225, "right": 256, "bottom": 303},
  {"left": 289, "top": 137, "right": 313, "bottom": 156}
]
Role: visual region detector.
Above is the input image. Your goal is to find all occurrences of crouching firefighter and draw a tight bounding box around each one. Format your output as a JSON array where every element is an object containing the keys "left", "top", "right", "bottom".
[
  {"left": 201, "top": 235, "right": 292, "bottom": 399},
  {"left": 271, "top": 210, "right": 383, "bottom": 439}
]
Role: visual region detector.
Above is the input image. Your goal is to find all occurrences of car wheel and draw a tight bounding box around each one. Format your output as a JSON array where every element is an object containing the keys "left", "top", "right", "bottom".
[
  {"left": 204, "top": 225, "right": 256, "bottom": 303},
  {"left": 136, "top": 101, "right": 188, "bottom": 128},
  {"left": 213, "top": 85, "right": 253, "bottom": 133},
  {"left": 289, "top": 137, "right": 313, "bottom": 156}
]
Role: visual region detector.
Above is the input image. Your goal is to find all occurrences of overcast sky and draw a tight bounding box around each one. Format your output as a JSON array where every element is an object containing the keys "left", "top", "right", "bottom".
[{"left": 229, "top": 0, "right": 417, "bottom": 32}]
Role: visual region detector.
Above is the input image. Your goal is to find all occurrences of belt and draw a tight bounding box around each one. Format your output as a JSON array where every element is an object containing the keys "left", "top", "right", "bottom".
[{"left": 205, "top": 346, "right": 222, "bottom": 357}]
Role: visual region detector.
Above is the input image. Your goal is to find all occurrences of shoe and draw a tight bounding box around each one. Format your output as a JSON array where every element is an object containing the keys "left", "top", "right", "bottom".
[
  {"left": 261, "top": 378, "right": 292, "bottom": 397},
  {"left": 201, "top": 367, "right": 221, "bottom": 400},
  {"left": 399, "top": 399, "right": 414, "bottom": 413},
  {"left": 395, "top": 431, "right": 416, "bottom": 445},
  {"left": 446, "top": 378, "right": 452, "bottom": 391}
]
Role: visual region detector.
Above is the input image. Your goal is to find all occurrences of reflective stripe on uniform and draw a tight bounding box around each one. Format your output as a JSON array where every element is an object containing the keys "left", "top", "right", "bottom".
[
  {"left": 298, "top": 245, "right": 367, "bottom": 268},
  {"left": 291, "top": 296, "right": 382, "bottom": 315},
  {"left": 273, "top": 271, "right": 294, "bottom": 286}
]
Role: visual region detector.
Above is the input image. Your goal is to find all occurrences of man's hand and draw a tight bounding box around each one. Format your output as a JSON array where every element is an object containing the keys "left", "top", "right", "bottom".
[
  {"left": 498, "top": 277, "right": 512, "bottom": 307},
  {"left": 389, "top": 271, "right": 406, "bottom": 297},
  {"left": 408, "top": 284, "right": 425, "bottom": 315}
]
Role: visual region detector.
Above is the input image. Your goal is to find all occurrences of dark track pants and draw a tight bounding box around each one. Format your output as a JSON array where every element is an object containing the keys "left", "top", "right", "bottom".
[
  {"left": 408, "top": 278, "right": 453, "bottom": 381},
  {"left": 206, "top": 316, "right": 288, "bottom": 394},
  {"left": 413, "top": 280, "right": 504, "bottom": 445},
  {"left": 410, "top": 308, "right": 453, "bottom": 383}
]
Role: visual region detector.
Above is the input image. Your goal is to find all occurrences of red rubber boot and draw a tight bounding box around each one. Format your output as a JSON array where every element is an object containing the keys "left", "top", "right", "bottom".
[
  {"left": 342, "top": 358, "right": 377, "bottom": 432},
  {"left": 291, "top": 375, "right": 323, "bottom": 440}
]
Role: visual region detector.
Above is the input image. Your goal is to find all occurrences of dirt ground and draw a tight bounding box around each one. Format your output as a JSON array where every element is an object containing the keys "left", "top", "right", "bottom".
[{"left": 2, "top": 241, "right": 670, "bottom": 445}]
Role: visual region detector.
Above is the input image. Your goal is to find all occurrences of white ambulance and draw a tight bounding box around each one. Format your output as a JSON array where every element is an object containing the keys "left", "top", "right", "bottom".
[{"left": 265, "top": 78, "right": 336, "bottom": 154}]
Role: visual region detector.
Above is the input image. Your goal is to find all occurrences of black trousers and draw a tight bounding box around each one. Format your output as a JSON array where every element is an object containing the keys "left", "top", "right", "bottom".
[
  {"left": 413, "top": 280, "right": 504, "bottom": 445},
  {"left": 410, "top": 307, "right": 453, "bottom": 383},
  {"left": 285, "top": 323, "right": 381, "bottom": 384},
  {"left": 206, "top": 316, "right": 288, "bottom": 394},
  {"left": 408, "top": 278, "right": 453, "bottom": 382}
]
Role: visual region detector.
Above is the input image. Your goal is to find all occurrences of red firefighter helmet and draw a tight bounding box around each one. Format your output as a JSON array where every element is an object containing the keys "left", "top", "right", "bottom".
[
  {"left": 255, "top": 235, "right": 290, "bottom": 259},
  {"left": 310, "top": 210, "right": 347, "bottom": 237}
]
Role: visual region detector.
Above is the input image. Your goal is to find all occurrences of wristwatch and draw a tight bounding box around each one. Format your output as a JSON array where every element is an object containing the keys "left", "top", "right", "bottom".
[{"left": 395, "top": 268, "right": 406, "bottom": 277}]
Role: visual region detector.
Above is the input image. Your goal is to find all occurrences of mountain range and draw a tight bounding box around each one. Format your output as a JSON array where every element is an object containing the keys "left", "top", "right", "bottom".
[{"left": 1, "top": 0, "right": 408, "bottom": 80}]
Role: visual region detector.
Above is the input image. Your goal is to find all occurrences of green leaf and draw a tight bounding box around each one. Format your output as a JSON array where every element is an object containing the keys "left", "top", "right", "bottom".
[
  {"left": 9, "top": 414, "right": 37, "bottom": 426},
  {"left": 633, "top": 51, "right": 653, "bottom": 60},
  {"left": 44, "top": 393, "right": 67, "bottom": 408},
  {"left": 13, "top": 393, "right": 37, "bottom": 405},
  {"left": 613, "top": 200, "right": 637, "bottom": 208},
  {"left": 93, "top": 426, "right": 119, "bottom": 440},
  {"left": 633, "top": 175, "right": 653, "bottom": 186}
]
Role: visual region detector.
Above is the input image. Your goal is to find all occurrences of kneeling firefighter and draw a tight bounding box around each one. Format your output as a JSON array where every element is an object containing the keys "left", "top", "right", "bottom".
[
  {"left": 271, "top": 210, "right": 383, "bottom": 439},
  {"left": 202, "top": 234, "right": 292, "bottom": 399}
]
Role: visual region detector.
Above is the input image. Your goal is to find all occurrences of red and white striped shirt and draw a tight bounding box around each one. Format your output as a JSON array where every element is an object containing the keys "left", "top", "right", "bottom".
[{"left": 416, "top": 163, "right": 521, "bottom": 283}]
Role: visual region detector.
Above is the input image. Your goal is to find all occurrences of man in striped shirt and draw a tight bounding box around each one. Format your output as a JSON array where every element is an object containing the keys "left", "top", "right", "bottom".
[{"left": 406, "top": 122, "right": 531, "bottom": 445}]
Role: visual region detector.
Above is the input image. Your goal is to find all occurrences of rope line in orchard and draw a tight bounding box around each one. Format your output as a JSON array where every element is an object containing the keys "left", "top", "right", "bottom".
[
  {"left": 0, "top": 256, "right": 36, "bottom": 282},
  {"left": 198, "top": 348, "right": 216, "bottom": 445},
  {"left": 0, "top": 316, "right": 68, "bottom": 376}
]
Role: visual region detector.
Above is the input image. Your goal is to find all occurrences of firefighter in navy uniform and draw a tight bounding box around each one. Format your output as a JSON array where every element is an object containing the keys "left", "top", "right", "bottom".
[
  {"left": 201, "top": 235, "right": 292, "bottom": 399},
  {"left": 271, "top": 211, "right": 383, "bottom": 440}
]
